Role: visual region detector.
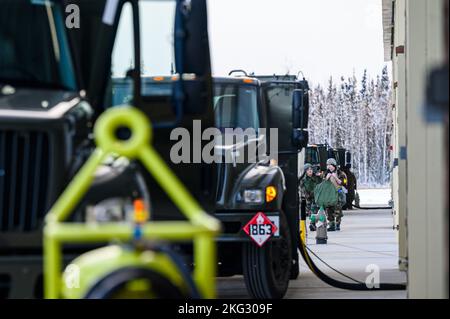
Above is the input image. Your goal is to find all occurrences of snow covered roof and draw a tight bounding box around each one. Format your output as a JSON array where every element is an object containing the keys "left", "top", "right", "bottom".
[{"left": 382, "top": 0, "right": 394, "bottom": 62}]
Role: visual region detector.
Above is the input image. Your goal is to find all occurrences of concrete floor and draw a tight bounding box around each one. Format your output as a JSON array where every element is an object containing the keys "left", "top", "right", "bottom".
[{"left": 217, "top": 208, "right": 407, "bottom": 299}]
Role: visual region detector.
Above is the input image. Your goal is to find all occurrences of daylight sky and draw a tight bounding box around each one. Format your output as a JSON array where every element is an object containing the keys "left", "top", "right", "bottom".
[
  {"left": 112, "top": 0, "right": 389, "bottom": 87},
  {"left": 207, "top": 0, "right": 389, "bottom": 86}
]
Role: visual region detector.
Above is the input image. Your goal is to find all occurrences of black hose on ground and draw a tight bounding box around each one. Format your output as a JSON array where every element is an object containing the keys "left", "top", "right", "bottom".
[
  {"left": 298, "top": 237, "right": 406, "bottom": 290},
  {"left": 300, "top": 239, "right": 406, "bottom": 291},
  {"left": 348, "top": 191, "right": 393, "bottom": 210},
  {"left": 351, "top": 204, "right": 393, "bottom": 210}
]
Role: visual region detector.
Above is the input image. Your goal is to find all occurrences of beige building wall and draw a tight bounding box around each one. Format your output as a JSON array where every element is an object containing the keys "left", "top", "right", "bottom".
[
  {"left": 384, "top": 0, "right": 448, "bottom": 298},
  {"left": 405, "top": 0, "right": 446, "bottom": 299},
  {"left": 391, "top": 0, "right": 408, "bottom": 271}
]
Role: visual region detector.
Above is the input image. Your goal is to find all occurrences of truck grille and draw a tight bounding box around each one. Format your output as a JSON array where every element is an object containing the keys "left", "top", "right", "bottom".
[{"left": 0, "top": 130, "right": 50, "bottom": 232}]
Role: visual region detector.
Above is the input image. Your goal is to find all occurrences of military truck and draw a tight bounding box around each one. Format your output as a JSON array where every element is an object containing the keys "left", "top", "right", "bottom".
[
  {"left": 216, "top": 73, "right": 309, "bottom": 298},
  {"left": 111, "top": 72, "right": 310, "bottom": 298},
  {"left": 0, "top": 0, "right": 209, "bottom": 298},
  {"left": 2, "top": 0, "right": 101, "bottom": 298},
  {"left": 332, "top": 147, "right": 347, "bottom": 169},
  {"left": 305, "top": 144, "right": 328, "bottom": 173},
  {"left": 2, "top": 0, "right": 309, "bottom": 299}
]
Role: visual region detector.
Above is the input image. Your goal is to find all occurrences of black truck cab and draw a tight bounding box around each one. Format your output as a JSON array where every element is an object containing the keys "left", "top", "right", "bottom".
[
  {"left": 212, "top": 76, "right": 283, "bottom": 228},
  {"left": 110, "top": 73, "right": 310, "bottom": 298},
  {"left": 1, "top": 0, "right": 309, "bottom": 299},
  {"left": 0, "top": 1, "right": 90, "bottom": 298},
  {"left": 213, "top": 74, "right": 309, "bottom": 298},
  {"left": 0, "top": 0, "right": 149, "bottom": 298}
]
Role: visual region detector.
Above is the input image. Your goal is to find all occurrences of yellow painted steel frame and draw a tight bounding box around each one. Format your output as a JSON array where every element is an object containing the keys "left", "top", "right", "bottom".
[
  {"left": 43, "top": 106, "right": 221, "bottom": 299},
  {"left": 300, "top": 220, "right": 306, "bottom": 244}
]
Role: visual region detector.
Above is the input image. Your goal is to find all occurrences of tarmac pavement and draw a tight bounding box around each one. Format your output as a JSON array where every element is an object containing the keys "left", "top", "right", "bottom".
[{"left": 217, "top": 207, "right": 407, "bottom": 299}]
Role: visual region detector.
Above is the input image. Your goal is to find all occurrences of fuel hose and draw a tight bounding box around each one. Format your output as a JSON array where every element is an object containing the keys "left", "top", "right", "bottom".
[
  {"left": 351, "top": 204, "right": 393, "bottom": 210},
  {"left": 298, "top": 219, "right": 406, "bottom": 291},
  {"left": 350, "top": 191, "right": 392, "bottom": 210}
]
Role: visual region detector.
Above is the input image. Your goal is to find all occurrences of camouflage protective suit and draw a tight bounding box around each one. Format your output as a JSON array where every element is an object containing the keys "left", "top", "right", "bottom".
[
  {"left": 300, "top": 173, "right": 321, "bottom": 216},
  {"left": 324, "top": 169, "right": 347, "bottom": 229}
]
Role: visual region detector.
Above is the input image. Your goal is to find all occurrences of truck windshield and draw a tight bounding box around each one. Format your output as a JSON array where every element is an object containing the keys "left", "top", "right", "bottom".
[
  {"left": 214, "top": 84, "right": 259, "bottom": 132},
  {"left": 305, "top": 147, "right": 319, "bottom": 165},
  {"left": 112, "top": 78, "right": 172, "bottom": 106},
  {"left": 110, "top": 80, "right": 261, "bottom": 141},
  {"left": 0, "top": 0, "right": 76, "bottom": 90}
]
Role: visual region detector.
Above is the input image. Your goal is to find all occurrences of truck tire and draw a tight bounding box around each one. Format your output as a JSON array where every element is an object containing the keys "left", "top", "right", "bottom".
[
  {"left": 242, "top": 211, "right": 292, "bottom": 299},
  {"left": 290, "top": 259, "right": 300, "bottom": 279}
]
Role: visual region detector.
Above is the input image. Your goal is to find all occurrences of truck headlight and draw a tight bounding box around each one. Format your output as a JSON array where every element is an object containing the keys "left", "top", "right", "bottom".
[{"left": 243, "top": 189, "right": 264, "bottom": 204}]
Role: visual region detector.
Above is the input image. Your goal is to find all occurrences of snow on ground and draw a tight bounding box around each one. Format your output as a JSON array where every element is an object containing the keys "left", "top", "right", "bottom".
[{"left": 357, "top": 188, "right": 391, "bottom": 206}]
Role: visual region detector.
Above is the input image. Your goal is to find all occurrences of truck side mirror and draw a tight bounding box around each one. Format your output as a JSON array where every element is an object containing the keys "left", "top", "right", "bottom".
[
  {"left": 174, "top": 0, "right": 212, "bottom": 115},
  {"left": 345, "top": 151, "right": 352, "bottom": 168},
  {"left": 292, "top": 88, "right": 309, "bottom": 149}
]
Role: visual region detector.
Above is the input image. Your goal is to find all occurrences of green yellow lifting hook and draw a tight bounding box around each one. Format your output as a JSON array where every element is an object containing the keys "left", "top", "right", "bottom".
[{"left": 43, "top": 106, "right": 221, "bottom": 299}]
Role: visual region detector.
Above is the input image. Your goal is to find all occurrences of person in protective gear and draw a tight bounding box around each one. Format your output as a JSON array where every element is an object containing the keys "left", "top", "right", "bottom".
[
  {"left": 342, "top": 164, "right": 357, "bottom": 209},
  {"left": 299, "top": 163, "right": 322, "bottom": 231},
  {"left": 324, "top": 158, "right": 347, "bottom": 231}
]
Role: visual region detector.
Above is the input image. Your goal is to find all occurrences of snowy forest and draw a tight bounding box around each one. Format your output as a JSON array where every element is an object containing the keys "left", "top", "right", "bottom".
[{"left": 308, "top": 66, "right": 393, "bottom": 187}]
